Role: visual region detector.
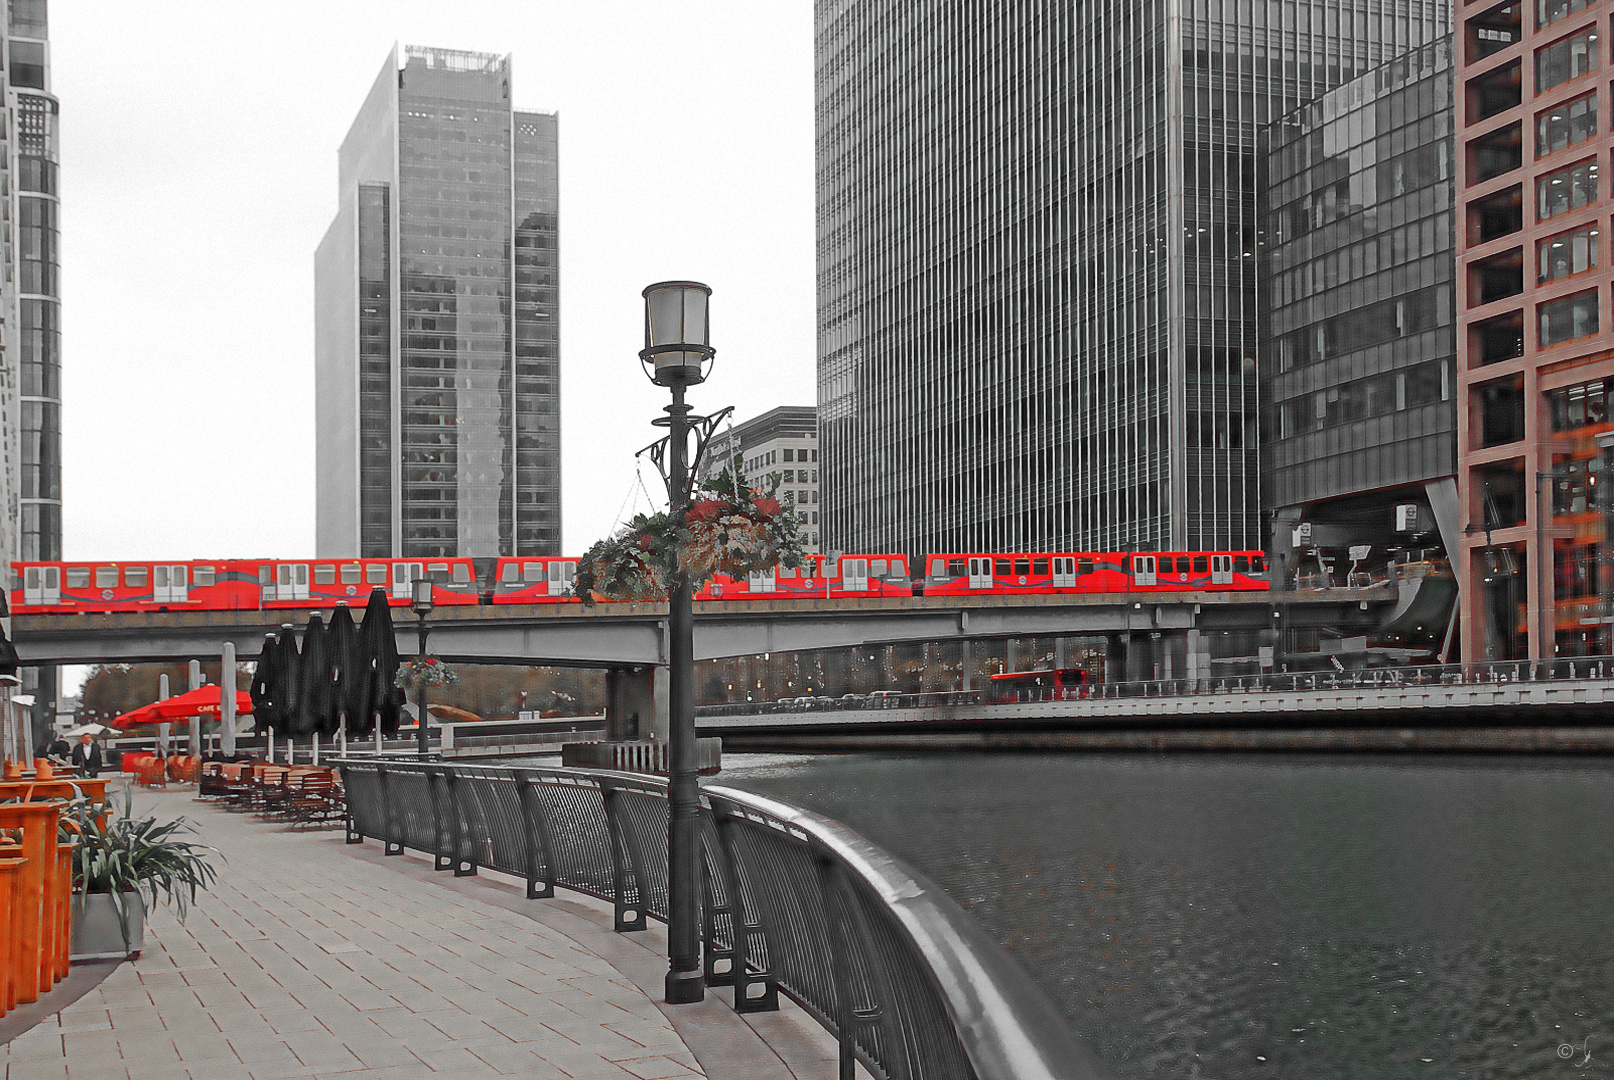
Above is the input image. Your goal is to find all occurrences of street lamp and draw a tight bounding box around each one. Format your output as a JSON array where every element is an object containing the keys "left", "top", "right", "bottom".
[
  {"left": 639, "top": 280, "right": 719, "bottom": 1005},
  {"left": 411, "top": 578, "right": 434, "bottom": 759}
]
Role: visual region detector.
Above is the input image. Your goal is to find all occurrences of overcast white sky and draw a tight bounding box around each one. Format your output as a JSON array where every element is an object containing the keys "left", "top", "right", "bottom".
[{"left": 53, "top": 1, "right": 815, "bottom": 561}]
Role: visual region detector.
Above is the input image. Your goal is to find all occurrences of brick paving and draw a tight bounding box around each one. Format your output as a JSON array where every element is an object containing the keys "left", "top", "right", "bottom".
[{"left": 2, "top": 786, "right": 848, "bottom": 1079}]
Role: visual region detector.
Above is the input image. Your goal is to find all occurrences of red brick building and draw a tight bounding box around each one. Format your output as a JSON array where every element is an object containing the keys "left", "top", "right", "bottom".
[{"left": 1458, "top": 0, "right": 1614, "bottom": 662}]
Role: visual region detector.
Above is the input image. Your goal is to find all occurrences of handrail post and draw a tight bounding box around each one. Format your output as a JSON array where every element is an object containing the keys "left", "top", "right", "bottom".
[
  {"left": 377, "top": 763, "right": 403, "bottom": 857},
  {"left": 514, "top": 770, "right": 556, "bottom": 899},
  {"left": 600, "top": 780, "right": 647, "bottom": 932}
]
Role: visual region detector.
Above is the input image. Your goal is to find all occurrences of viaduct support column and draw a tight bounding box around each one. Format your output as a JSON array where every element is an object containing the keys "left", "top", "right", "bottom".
[
  {"left": 605, "top": 667, "right": 660, "bottom": 741},
  {"left": 1106, "top": 634, "right": 1128, "bottom": 684}
]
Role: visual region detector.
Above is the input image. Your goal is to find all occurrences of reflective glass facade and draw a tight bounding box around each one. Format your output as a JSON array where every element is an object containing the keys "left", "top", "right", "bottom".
[
  {"left": 10, "top": 0, "right": 58, "bottom": 563},
  {"left": 816, "top": 1, "right": 1447, "bottom": 563},
  {"left": 1262, "top": 39, "right": 1457, "bottom": 531},
  {"left": 316, "top": 46, "right": 560, "bottom": 559}
]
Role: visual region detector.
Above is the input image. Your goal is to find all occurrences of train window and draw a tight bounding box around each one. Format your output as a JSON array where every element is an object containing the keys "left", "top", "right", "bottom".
[
  {"left": 260, "top": 566, "right": 274, "bottom": 585},
  {"left": 1079, "top": 558, "right": 1094, "bottom": 575},
  {"left": 501, "top": 563, "right": 519, "bottom": 583},
  {"left": 125, "top": 567, "right": 148, "bottom": 588},
  {"left": 994, "top": 559, "right": 1011, "bottom": 576},
  {"left": 871, "top": 560, "right": 887, "bottom": 577},
  {"left": 452, "top": 563, "right": 471, "bottom": 583},
  {"left": 1033, "top": 559, "right": 1048, "bottom": 575},
  {"left": 66, "top": 568, "right": 90, "bottom": 588},
  {"left": 1014, "top": 558, "right": 1030, "bottom": 576},
  {"left": 366, "top": 564, "right": 388, "bottom": 585},
  {"left": 427, "top": 563, "right": 449, "bottom": 573},
  {"left": 341, "top": 565, "right": 362, "bottom": 585},
  {"left": 1252, "top": 555, "right": 1267, "bottom": 572},
  {"left": 96, "top": 567, "right": 118, "bottom": 588},
  {"left": 948, "top": 558, "right": 966, "bottom": 576},
  {"left": 1193, "top": 556, "right": 1208, "bottom": 573},
  {"left": 1234, "top": 556, "right": 1250, "bottom": 573},
  {"left": 523, "top": 562, "right": 543, "bottom": 582},
  {"left": 194, "top": 566, "right": 216, "bottom": 587},
  {"left": 314, "top": 566, "right": 336, "bottom": 585}
]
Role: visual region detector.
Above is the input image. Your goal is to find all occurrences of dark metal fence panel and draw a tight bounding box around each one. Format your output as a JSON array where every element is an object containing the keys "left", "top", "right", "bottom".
[{"left": 336, "top": 760, "right": 1109, "bottom": 1080}]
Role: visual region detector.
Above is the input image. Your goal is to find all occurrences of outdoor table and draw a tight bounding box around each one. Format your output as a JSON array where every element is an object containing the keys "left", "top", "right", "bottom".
[{"left": 0, "top": 777, "right": 109, "bottom": 806}]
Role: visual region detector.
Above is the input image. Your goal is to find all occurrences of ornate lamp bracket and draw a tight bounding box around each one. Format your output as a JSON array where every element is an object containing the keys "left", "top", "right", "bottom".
[{"left": 639, "top": 405, "right": 735, "bottom": 503}]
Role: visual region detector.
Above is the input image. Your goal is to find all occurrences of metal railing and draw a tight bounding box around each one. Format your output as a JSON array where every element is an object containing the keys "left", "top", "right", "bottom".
[
  {"left": 336, "top": 758, "right": 1107, "bottom": 1080},
  {"left": 694, "top": 654, "right": 1614, "bottom": 717}
]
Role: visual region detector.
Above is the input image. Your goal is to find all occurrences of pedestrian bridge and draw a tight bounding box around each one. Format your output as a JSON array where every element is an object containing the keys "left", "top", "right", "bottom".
[{"left": 11, "top": 585, "right": 1395, "bottom": 667}]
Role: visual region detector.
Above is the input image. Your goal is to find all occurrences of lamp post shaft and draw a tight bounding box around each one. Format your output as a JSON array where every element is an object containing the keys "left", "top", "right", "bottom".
[
  {"left": 664, "top": 386, "right": 704, "bottom": 1004},
  {"left": 417, "top": 618, "right": 430, "bottom": 758}
]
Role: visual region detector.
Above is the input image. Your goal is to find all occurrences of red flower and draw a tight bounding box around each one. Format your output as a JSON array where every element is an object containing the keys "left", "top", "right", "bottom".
[
  {"left": 754, "top": 497, "right": 781, "bottom": 519},
  {"left": 637, "top": 534, "right": 654, "bottom": 551},
  {"left": 687, "top": 500, "right": 725, "bottom": 523},
  {"left": 424, "top": 658, "right": 437, "bottom": 666}
]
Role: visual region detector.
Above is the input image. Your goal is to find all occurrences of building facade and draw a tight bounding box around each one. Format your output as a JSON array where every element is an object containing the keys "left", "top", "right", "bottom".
[
  {"left": 1456, "top": 0, "right": 1614, "bottom": 661},
  {"left": 316, "top": 45, "right": 560, "bottom": 559},
  {"left": 816, "top": 0, "right": 1449, "bottom": 565},
  {"left": 1262, "top": 38, "right": 1460, "bottom": 624},
  {"left": 5, "top": 0, "right": 58, "bottom": 568},
  {"left": 700, "top": 406, "right": 820, "bottom": 553}
]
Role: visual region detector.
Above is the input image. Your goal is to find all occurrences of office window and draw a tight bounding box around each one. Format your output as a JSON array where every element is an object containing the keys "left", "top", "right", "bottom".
[
  {"left": 1538, "top": 158, "right": 1599, "bottom": 218},
  {"left": 1539, "top": 0, "right": 1590, "bottom": 30},
  {"left": 1538, "top": 222, "right": 1600, "bottom": 281},
  {"left": 1539, "top": 288, "right": 1600, "bottom": 345},
  {"left": 1536, "top": 27, "right": 1599, "bottom": 92},
  {"left": 1536, "top": 90, "right": 1597, "bottom": 155}
]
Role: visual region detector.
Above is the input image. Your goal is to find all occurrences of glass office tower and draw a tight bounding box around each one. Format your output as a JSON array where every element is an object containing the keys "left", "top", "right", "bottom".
[
  {"left": 8, "top": 0, "right": 58, "bottom": 566},
  {"left": 816, "top": 1, "right": 1449, "bottom": 562},
  {"left": 1262, "top": 39, "right": 1458, "bottom": 610},
  {"left": 316, "top": 46, "right": 560, "bottom": 559}
]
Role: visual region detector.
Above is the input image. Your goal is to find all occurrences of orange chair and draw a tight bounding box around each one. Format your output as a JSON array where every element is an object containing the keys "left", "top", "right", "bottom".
[
  {"left": 0, "top": 803, "right": 64, "bottom": 1002},
  {"left": 0, "top": 846, "right": 26, "bottom": 1016}
]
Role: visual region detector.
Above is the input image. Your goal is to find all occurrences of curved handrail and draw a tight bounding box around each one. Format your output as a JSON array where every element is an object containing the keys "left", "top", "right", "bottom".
[
  {"left": 704, "top": 785, "right": 1108, "bottom": 1080},
  {"left": 336, "top": 759, "right": 1110, "bottom": 1080}
]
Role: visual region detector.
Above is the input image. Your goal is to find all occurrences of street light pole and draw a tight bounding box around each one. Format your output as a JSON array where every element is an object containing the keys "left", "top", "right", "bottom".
[
  {"left": 412, "top": 579, "right": 434, "bottom": 759},
  {"left": 637, "top": 281, "right": 719, "bottom": 1005}
]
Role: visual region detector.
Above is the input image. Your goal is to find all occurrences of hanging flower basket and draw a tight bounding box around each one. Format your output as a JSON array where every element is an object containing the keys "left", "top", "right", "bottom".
[
  {"left": 575, "top": 462, "right": 805, "bottom": 605},
  {"left": 394, "top": 657, "right": 459, "bottom": 689}
]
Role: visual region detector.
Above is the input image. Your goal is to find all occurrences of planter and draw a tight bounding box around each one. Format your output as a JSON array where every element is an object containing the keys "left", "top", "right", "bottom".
[{"left": 70, "top": 891, "right": 145, "bottom": 961}]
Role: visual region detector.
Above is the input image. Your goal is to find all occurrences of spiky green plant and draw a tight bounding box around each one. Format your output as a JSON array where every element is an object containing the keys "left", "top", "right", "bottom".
[{"left": 61, "top": 789, "right": 221, "bottom": 946}]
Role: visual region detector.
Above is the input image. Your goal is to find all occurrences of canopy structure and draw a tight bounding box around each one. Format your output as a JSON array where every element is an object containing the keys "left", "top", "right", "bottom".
[
  {"left": 111, "top": 686, "right": 255, "bottom": 730},
  {"left": 60, "top": 723, "right": 116, "bottom": 739}
]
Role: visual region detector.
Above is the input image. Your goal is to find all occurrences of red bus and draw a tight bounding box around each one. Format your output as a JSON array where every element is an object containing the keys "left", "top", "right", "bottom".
[{"left": 986, "top": 668, "right": 1090, "bottom": 703}]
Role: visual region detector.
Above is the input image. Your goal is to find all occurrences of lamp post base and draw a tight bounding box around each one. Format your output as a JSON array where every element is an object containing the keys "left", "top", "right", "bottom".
[{"left": 665, "top": 965, "right": 705, "bottom": 1004}]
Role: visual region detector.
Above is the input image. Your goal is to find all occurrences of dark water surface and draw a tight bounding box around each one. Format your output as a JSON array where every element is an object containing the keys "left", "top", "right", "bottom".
[{"left": 717, "top": 752, "right": 1614, "bottom": 1080}]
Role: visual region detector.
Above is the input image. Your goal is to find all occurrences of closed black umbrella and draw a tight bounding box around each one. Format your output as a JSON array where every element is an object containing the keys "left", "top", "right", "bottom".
[
  {"left": 359, "top": 588, "right": 405, "bottom": 736},
  {"left": 327, "top": 604, "right": 362, "bottom": 737},
  {"left": 296, "top": 615, "right": 334, "bottom": 736},
  {"left": 273, "top": 627, "right": 303, "bottom": 737},
  {"left": 249, "top": 633, "right": 281, "bottom": 734}
]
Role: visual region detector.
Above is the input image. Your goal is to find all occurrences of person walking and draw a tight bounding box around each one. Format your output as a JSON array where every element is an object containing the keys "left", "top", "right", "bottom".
[{"left": 71, "top": 732, "right": 103, "bottom": 778}]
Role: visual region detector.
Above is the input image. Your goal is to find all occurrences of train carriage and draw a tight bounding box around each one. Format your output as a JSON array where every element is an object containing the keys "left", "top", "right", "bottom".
[
  {"left": 697, "top": 553, "right": 913, "bottom": 600},
  {"left": 488, "top": 557, "right": 582, "bottom": 604},
  {"left": 923, "top": 550, "right": 1269, "bottom": 595},
  {"left": 10, "top": 557, "right": 484, "bottom": 615}
]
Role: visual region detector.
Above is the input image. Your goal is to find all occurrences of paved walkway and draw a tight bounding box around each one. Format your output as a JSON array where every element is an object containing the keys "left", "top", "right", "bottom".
[{"left": 1, "top": 786, "right": 846, "bottom": 1079}]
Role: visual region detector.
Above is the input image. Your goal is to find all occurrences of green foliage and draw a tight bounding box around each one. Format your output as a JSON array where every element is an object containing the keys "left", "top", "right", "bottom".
[
  {"left": 61, "top": 790, "right": 221, "bottom": 946},
  {"left": 574, "top": 457, "right": 807, "bottom": 605}
]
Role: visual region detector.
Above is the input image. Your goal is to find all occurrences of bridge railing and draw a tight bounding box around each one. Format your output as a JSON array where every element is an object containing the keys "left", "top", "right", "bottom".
[
  {"left": 694, "top": 654, "right": 1614, "bottom": 716},
  {"left": 336, "top": 758, "right": 1108, "bottom": 1080}
]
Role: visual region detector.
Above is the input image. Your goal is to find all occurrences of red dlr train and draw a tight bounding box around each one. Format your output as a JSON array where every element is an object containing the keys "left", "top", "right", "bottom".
[{"left": 10, "top": 548, "right": 1266, "bottom": 615}]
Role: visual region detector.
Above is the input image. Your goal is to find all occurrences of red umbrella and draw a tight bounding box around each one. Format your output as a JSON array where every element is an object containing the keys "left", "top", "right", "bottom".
[{"left": 111, "top": 686, "right": 255, "bottom": 730}]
